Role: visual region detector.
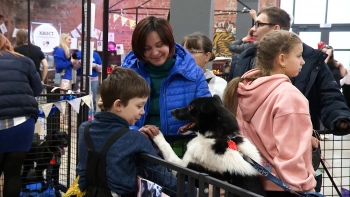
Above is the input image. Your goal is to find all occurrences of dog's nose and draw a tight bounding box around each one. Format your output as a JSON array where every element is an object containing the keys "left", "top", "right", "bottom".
[{"left": 171, "top": 110, "right": 175, "bottom": 116}]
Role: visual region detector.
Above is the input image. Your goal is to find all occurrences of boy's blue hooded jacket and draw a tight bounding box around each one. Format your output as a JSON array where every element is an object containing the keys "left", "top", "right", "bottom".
[{"left": 122, "top": 43, "right": 211, "bottom": 135}]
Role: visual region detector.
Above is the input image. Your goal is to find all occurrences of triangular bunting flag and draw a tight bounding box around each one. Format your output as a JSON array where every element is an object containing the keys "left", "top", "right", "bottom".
[
  {"left": 34, "top": 121, "right": 45, "bottom": 135},
  {"left": 129, "top": 19, "right": 136, "bottom": 29},
  {"left": 41, "top": 103, "right": 53, "bottom": 118},
  {"left": 113, "top": 14, "right": 120, "bottom": 22},
  {"left": 60, "top": 101, "right": 67, "bottom": 115},
  {"left": 121, "top": 16, "right": 128, "bottom": 26},
  {"left": 54, "top": 102, "right": 63, "bottom": 113},
  {"left": 81, "top": 95, "right": 93, "bottom": 109},
  {"left": 68, "top": 98, "right": 82, "bottom": 114}
]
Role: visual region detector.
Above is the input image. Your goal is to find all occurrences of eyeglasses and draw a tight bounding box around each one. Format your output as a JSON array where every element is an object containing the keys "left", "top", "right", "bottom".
[
  {"left": 254, "top": 21, "right": 276, "bottom": 28},
  {"left": 188, "top": 50, "right": 204, "bottom": 54}
]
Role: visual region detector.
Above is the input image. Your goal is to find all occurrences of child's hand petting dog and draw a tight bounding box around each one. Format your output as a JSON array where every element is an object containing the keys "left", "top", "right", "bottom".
[{"left": 139, "top": 125, "right": 160, "bottom": 139}]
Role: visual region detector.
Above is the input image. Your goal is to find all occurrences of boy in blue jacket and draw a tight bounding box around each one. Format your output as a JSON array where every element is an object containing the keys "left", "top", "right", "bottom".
[{"left": 76, "top": 67, "right": 193, "bottom": 197}]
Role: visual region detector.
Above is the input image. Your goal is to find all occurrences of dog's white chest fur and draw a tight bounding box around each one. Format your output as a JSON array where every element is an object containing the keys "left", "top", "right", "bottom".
[{"left": 153, "top": 133, "right": 261, "bottom": 176}]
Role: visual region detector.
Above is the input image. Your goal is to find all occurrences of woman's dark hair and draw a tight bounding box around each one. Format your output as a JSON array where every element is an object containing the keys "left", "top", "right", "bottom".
[
  {"left": 131, "top": 16, "right": 175, "bottom": 62},
  {"left": 181, "top": 32, "right": 215, "bottom": 62},
  {"left": 321, "top": 45, "right": 336, "bottom": 66}
]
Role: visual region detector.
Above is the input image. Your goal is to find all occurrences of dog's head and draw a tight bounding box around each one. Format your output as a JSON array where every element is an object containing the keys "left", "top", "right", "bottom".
[
  {"left": 45, "top": 130, "right": 68, "bottom": 149},
  {"left": 172, "top": 95, "right": 240, "bottom": 137}
]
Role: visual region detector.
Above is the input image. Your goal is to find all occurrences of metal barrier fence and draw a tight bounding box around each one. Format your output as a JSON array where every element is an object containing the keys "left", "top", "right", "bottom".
[
  {"left": 138, "top": 153, "right": 263, "bottom": 197},
  {"left": 0, "top": 86, "right": 89, "bottom": 197},
  {"left": 319, "top": 134, "right": 350, "bottom": 197},
  {"left": 3, "top": 82, "right": 350, "bottom": 197}
]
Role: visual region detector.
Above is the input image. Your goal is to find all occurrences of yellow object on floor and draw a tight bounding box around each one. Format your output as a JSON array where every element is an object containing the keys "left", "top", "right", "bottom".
[{"left": 63, "top": 176, "right": 86, "bottom": 197}]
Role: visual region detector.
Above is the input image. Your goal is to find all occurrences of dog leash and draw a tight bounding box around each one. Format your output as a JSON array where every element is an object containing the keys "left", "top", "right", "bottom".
[{"left": 240, "top": 153, "right": 324, "bottom": 197}]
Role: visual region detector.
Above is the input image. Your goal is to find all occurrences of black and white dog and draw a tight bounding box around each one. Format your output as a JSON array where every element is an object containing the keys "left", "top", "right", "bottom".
[
  {"left": 22, "top": 130, "right": 68, "bottom": 195},
  {"left": 153, "top": 95, "right": 266, "bottom": 196}
]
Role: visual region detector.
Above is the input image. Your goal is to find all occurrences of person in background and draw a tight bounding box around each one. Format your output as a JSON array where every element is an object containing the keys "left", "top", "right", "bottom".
[
  {"left": 320, "top": 45, "right": 347, "bottom": 140},
  {"left": 229, "top": 6, "right": 350, "bottom": 136},
  {"left": 182, "top": 32, "right": 227, "bottom": 99},
  {"left": 14, "top": 29, "right": 49, "bottom": 83},
  {"left": 75, "top": 49, "right": 102, "bottom": 113},
  {"left": 99, "top": 16, "right": 211, "bottom": 158},
  {"left": 53, "top": 33, "right": 78, "bottom": 90},
  {"left": 223, "top": 30, "right": 315, "bottom": 196},
  {"left": 321, "top": 45, "right": 347, "bottom": 88},
  {"left": 108, "top": 41, "right": 116, "bottom": 51},
  {"left": 0, "top": 34, "right": 42, "bottom": 197},
  {"left": 229, "top": 27, "right": 255, "bottom": 55}
]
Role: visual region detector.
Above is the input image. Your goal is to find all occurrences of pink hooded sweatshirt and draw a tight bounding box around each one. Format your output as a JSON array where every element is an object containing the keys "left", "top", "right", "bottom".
[{"left": 236, "top": 69, "right": 316, "bottom": 192}]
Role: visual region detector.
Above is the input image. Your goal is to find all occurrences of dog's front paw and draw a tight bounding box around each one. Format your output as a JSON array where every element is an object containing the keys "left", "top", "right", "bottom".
[{"left": 152, "top": 131, "right": 166, "bottom": 146}]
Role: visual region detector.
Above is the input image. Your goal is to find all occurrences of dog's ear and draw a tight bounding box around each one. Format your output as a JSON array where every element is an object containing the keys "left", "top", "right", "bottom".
[
  {"left": 213, "top": 95, "right": 222, "bottom": 104},
  {"left": 201, "top": 101, "right": 214, "bottom": 113}
]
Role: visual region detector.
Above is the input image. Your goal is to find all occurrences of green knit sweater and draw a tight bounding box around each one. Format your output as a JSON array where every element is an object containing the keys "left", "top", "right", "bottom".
[{"left": 144, "top": 58, "right": 175, "bottom": 128}]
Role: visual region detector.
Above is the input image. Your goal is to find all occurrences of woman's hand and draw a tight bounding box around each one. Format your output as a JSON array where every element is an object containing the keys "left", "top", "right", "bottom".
[
  {"left": 249, "top": 9, "right": 257, "bottom": 20},
  {"left": 139, "top": 125, "right": 160, "bottom": 139},
  {"left": 71, "top": 58, "right": 78, "bottom": 65},
  {"left": 311, "top": 137, "right": 319, "bottom": 149}
]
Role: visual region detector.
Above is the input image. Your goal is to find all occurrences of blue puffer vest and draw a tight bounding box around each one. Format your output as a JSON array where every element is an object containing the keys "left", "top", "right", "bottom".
[{"left": 122, "top": 43, "right": 211, "bottom": 135}]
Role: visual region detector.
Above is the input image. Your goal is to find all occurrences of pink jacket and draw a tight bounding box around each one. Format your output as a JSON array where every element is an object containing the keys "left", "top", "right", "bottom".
[{"left": 236, "top": 69, "right": 316, "bottom": 192}]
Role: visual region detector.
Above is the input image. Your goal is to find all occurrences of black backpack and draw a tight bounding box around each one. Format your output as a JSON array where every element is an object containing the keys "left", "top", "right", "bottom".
[{"left": 83, "top": 122, "right": 129, "bottom": 197}]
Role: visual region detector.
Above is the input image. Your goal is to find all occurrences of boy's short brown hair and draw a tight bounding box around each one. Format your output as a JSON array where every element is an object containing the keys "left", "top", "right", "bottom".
[{"left": 99, "top": 67, "right": 150, "bottom": 110}]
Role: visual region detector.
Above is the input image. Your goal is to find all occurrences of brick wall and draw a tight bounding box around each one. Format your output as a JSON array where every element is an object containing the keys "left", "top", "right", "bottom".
[{"left": 0, "top": 0, "right": 278, "bottom": 53}]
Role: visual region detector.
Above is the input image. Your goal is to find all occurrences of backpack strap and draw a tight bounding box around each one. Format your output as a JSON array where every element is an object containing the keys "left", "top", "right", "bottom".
[
  {"left": 100, "top": 127, "right": 129, "bottom": 155},
  {"left": 84, "top": 122, "right": 129, "bottom": 154},
  {"left": 84, "top": 122, "right": 94, "bottom": 152}
]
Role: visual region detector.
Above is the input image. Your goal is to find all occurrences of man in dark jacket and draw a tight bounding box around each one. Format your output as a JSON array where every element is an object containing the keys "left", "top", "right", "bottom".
[{"left": 229, "top": 6, "right": 350, "bottom": 134}]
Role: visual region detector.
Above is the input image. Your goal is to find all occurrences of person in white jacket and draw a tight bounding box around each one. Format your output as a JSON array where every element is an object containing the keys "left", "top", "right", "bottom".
[{"left": 182, "top": 32, "right": 227, "bottom": 99}]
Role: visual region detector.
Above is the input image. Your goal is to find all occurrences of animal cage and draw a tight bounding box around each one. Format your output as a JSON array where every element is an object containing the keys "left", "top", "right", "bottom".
[
  {"left": 317, "top": 132, "right": 350, "bottom": 197},
  {"left": 0, "top": 86, "right": 90, "bottom": 197}
]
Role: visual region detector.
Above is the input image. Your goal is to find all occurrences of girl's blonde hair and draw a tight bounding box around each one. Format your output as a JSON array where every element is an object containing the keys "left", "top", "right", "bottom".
[
  {"left": 15, "top": 29, "right": 28, "bottom": 47},
  {"left": 223, "top": 30, "right": 302, "bottom": 115},
  {"left": 59, "top": 33, "right": 71, "bottom": 58}
]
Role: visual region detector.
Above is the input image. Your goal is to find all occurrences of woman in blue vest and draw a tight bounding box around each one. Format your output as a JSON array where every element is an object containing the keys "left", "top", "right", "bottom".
[
  {"left": 53, "top": 33, "right": 78, "bottom": 90},
  {"left": 99, "top": 16, "right": 211, "bottom": 157}
]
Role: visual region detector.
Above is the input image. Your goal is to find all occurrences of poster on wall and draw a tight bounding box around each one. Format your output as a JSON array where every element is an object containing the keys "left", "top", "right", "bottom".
[
  {"left": 0, "top": 23, "right": 7, "bottom": 34},
  {"left": 108, "top": 32, "right": 114, "bottom": 42},
  {"left": 70, "top": 28, "right": 80, "bottom": 38},
  {"left": 97, "top": 41, "right": 103, "bottom": 52},
  {"left": 33, "top": 24, "right": 60, "bottom": 53},
  {"left": 12, "top": 28, "right": 19, "bottom": 37},
  {"left": 70, "top": 38, "right": 78, "bottom": 50},
  {"left": 115, "top": 44, "right": 124, "bottom": 55}
]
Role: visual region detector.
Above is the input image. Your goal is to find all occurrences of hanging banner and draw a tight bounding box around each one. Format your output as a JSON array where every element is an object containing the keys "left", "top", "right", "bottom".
[
  {"left": 113, "top": 14, "right": 120, "bottom": 22},
  {"left": 41, "top": 103, "right": 53, "bottom": 118},
  {"left": 121, "top": 17, "right": 128, "bottom": 26},
  {"left": 68, "top": 97, "right": 82, "bottom": 113},
  {"left": 129, "top": 20, "right": 136, "bottom": 29}
]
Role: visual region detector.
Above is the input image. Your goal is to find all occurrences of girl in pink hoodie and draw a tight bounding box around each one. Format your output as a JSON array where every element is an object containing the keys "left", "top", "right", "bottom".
[{"left": 223, "top": 30, "right": 316, "bottom": 197}]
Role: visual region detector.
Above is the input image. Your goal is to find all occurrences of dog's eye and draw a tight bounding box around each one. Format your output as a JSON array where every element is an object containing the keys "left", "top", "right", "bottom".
[{"left": 188, "top": 106, "right": 193, "bottom": 111}]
